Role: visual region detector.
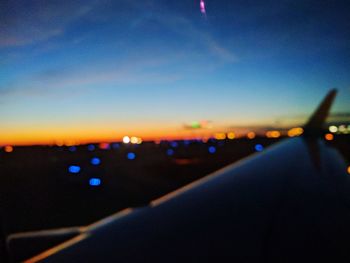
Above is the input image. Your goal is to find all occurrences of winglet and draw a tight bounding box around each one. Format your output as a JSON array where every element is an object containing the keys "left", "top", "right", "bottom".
[{"left": 303, "top": 88, "right": 337, "bottom": 136}]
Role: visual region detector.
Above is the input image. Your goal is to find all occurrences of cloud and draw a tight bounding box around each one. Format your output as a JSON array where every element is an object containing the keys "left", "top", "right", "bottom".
[
  {"left": 0, "top": 0, "right": 97, "bottom": 47},
  {"left": 0, "top": 57, "right": 182, "bottom": 99}
]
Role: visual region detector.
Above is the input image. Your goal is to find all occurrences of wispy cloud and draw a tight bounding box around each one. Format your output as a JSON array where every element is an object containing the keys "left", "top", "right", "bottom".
[{"left": 0, "top": 0, "right": 97, "bottom": 47}]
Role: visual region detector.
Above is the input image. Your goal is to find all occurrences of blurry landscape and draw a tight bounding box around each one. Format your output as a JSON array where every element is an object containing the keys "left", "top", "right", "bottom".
[{"left": 0, "top": 133, "right": 349, "bottom": 237}]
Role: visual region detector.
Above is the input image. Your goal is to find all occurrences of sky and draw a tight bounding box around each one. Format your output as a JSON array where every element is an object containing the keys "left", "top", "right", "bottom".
[{"left": 1, "top": 0, "right": 350, "bottom": 145}]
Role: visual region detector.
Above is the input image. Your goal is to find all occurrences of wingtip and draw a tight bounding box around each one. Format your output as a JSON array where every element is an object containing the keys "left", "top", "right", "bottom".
[{"left": 303, "top": 88, "right": 337, "bottom": 135}]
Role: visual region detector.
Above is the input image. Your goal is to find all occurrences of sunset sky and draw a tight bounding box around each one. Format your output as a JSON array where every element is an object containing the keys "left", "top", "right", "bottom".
[{"left": 1, "top": 0, "right": 350, "bottom": 145}]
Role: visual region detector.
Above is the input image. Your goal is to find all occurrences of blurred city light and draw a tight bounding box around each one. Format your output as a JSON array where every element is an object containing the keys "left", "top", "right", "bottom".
[
  {"left": 127, "top": 152, "right": 136, "bottom": 160},
  {"left": 288, "top": 127, "right": 304, "bottom": 137},
  {"left": 266, "top": 130, "right": 281, "bottom": 138},
  {"left": 214, "top": 133, "right": 226, "bottom": 140},
  {"left": 91, "top": 157, "right": 101, "bottom": 166},
  {"left": 166, "top": 149, "right": 174, "bottom": 156},
  {"left": 208, "top": 146, "right": 216, "bottom": 154},
  {"left": 112, "top": 143, "right": 120, "bottom": 149},
  {"left": 68, "top": 165, "right": 81, "bottom": 174},
  {"left": 87, "top": 144, "right": 95, "bottom": 151},
  {"left": 123, "top": 136, "right": 130, "bottom": 144},
  {"left": 99, "top": 143, "right": 110, "bottom": 150},
  {"left": 69, "top": 146, "right": 77, "bottom": 152},
  {"left": 329, "top": 126, "right": 338, "bottom": 133},
  {"left": 4, "top": 146, "right": 13, "bottom": 153},
  {"left": 227, "top": 132, "right": 235, "bottom": 140},
  {"left": 325, "top": 133, "right": 334, "bottom": 141},
  {"left": 130, "top": 137, "right": 138, "bottom": 144},
  {"left": 255, "top": 144, "right": 264, "bottom": 152},
  {"left": 89, "top": 178, "right": 101, "bottom": 186},
  {"left": 247, "top": 132, "right": 256, "bottom": 139},
  {"left": 347, "top": 166, "right": 350, "bottom": 174},
  {"left": 170, "top": 141, "right": 179, "bottom": 148}
]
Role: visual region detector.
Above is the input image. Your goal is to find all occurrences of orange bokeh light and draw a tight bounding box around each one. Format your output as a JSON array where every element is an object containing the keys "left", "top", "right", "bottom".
[
  {"left": 4, "top": 146, "right": 14, "bottom": 153},
  {"left": 247, "top": 132, "right": 256, "bottom": 139},
  {"left": 324, "top": 133, "right": 334, "bottom": 141}
]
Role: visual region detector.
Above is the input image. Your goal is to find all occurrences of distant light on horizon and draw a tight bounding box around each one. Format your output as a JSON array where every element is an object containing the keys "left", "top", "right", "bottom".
[
  {"left": 214, "top": 133, "right": 226, "bottom": 140},
  {"left": 227, "top": 132, "right": 235, "bottom": 140},
  {"left": 329, "top": 126, "right": 338, "bottom": 133},
  {"left": 266, "top": 130, "right": 281, "bottom": 138},
  {"left": 99, "top": 143, "right": 110, "bottom": 150},
  {"left": 4, "top": 145, "right": 14, "bottom": 153},
  {"left": 123, "top": 136, "right": 130, "bottom": 144},
  {"left": 288, "top": 127, "right": 303, "bottom": 137},
  {"left": 87, "top": 144, "right": 95, "bottom": 151},
  {"left": 347, "top": 166, "right": 350, "bottom": 174},
  {"left": 130, "top": 136, "right": 138, "bottom": 144},
  {"left": 69, "top": 146, "right": 77, "bottom": 152},
  {"left": 170, "top": 141, "right": 179, "bottom": 148},
  {"left": 247, "top": 132, "right": 256, "bottom": 139}
]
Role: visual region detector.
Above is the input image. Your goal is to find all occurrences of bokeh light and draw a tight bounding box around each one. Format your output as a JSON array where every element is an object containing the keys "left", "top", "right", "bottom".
[
  {"left": 266, "top": 131, "right": 281, "bottom": 138},
  {"left": 89, "top": 178, "right": 101, "bottom": 186},
  {"left": 4, "top": 146, "right": 13, "bottom": 153},
  {"left": 166, "top": 149, "right": 174, "bottom": 156},
  {"left": 68, "top": 165, "right": 81, "bottom": 174},
  {"left": 87, "top": 144, "right": 95, "bottom": 151},
  {"left": 214, "top": 133, "right": 226, "bottom": 140},
  {"left": 69, "top": 146, "right": 77, "bottom": 152},
  {"left": 123, "top": 136, "right": 130, "bottom": 144},
  {"left": 208, "top": 146, "right": 216, "bottom": 154},
  {"left": 255, "top": 144, "right": 264, "bottom": 152},
  {"left": 329, "top": 126, "right": 338, "bottom": 133},
  {"left": 325, "top": 133, "right": 334, "bottom": 141},
  {"left": 227, "top": 132, "right": 235, "bottom": 140},
  {"left": 288, "top": 127, "right": 303, "bottom": 137},
  {"left": 91, "top": 157, "right": 101, "bottom": 166},
  {"left": 247, "top": 132, "right": 256, "bottom": 139},
  {"left": 127, "top": 152, "right": 136, "bottom": 160}
]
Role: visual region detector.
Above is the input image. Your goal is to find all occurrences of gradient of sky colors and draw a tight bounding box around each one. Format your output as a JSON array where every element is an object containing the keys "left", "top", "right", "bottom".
[{"left": 1, "top": 0, "right": 350, "bottom": 145}]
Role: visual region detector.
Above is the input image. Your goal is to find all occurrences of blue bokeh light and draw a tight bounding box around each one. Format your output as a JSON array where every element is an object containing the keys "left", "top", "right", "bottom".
[
  {"left": 68, "top": 165, "right": 81, "bottom": 174},
  {"left": 89, "top": 178, "right": 101, "bottom": 186},
  {"left": 255, "top": 144, "right": 264, "bottom": 152},
  {"left": 170, "top": 141, "right": 178, "bottom": 148},
  {"left": 87, "top": 144, "right": 95, "bottom": 151},
  {"left": 127, "top": 152, "right": 136, "bottom": 160},
  {"left": 166, "top": 149, "right": 174, "bottom": 156},
  {"left": 91, "top": 157, "right": 101, "bottom": 165},
  {"left": 69, "top": 146, "right": 77, "bottom": 152},
  {"left": 208, "top": 146, "right": 216, "bottom": 154}
]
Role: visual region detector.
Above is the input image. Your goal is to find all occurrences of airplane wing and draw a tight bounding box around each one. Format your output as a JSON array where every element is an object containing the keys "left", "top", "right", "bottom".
[{"left": 9, "top": 89, "right": 350, "bottom": 262}]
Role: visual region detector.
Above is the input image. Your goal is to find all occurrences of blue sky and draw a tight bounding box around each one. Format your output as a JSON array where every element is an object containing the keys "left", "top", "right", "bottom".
[{"left": 1, "top": 0, "right": 349, "bottom": 143}]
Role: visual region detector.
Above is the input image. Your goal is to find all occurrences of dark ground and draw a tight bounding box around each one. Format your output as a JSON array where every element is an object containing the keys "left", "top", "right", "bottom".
[{"left": 0, "top": 136, "right": 349, "bottom": 238}]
